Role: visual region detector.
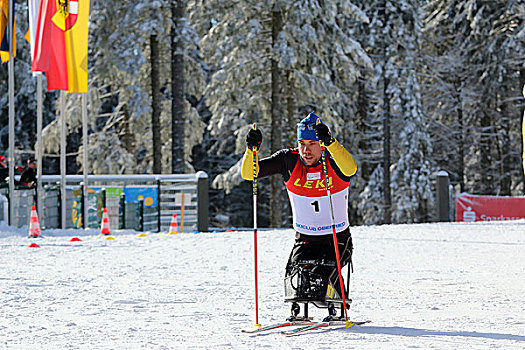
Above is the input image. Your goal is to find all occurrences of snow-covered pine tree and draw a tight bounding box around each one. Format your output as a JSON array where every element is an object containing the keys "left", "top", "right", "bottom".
[
  {"left": 386, "top": 2, "right": 435, "bottom": 224},
  {"left": 355, "top": 0, "right": 436, "bottom": 224},
  {"left": 200, "top": 0, "right": 370, "bottom": 227},
  {"left": 59, "top": 0, "right": 206, "bottom": 175},
  {"left": 358, "top": 164, "right": 384, "bottom": 225},
  {"left": 354, "top": 0, "right": 413, "bottom": 224},
  {"left": 391, "top": 68, "right": 434, "bottom": 223},
  {"left": 57, "top": 0, "right": 151, "bottom": 174},
  {"left": 284, "top": 1, "right": 372, "bottom": 225},
  {"left": 424, "top": 0, "right": 525, "bottom": 196},
  {"left": 422, "top": 1, "right": 476, "bottom": 193}
]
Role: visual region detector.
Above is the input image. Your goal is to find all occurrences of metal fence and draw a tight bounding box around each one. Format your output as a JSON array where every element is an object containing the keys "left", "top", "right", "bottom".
[
  {"left": 0, "top": 187, "right": 34, "bottom": 227},
  {"left": 0, "top": 172, "right": 209, "bottom": 233}
]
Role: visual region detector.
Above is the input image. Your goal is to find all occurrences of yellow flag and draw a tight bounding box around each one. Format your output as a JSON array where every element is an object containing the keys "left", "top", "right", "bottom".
[
  {"left": 0, "top": 0, "right": 16, "bottom": 63},
  {"left": 65, "top": 0, "right": 90, "bottom": 93}
]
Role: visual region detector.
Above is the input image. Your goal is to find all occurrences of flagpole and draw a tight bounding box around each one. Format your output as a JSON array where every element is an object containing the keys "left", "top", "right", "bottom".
[
  {"left": 28, "top": 0, "right": 43, "bottom": 217},
  {"left": 7, "top": 0, "right": 15, "bottom": 225},
  {"left": 82, "top": 93, "right": 88, "bottom": 229},
  {"left": 60, "top": 91, "right": 66, "bottom": 229},
  {"left": 36, "top": 73, "right": 43, "bottom": 217}
]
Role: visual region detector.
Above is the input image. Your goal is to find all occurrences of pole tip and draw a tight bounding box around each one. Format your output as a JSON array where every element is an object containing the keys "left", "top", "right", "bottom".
[{"left": 345, "top": 320, "right": 355, "bottom": 329}]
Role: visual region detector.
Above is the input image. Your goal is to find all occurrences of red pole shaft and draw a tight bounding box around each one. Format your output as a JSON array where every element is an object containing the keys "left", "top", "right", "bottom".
[
  {"left": 321, "top": 146, "right": 349, "bottom": 322},
  {"left": 254, "top": 224, "right": 259, "bottom": 326},
  {"left": 251, "top": 123, "right": 261, "bottom": 327},
  {"left": 331, "top": 224, "right": 348, "bottom": 321}
]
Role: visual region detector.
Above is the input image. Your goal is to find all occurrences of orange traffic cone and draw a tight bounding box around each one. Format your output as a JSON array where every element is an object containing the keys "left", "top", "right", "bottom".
[
  {"left": 28, "top": 205, "right": 41, "bottom": 238},
  {"left": 168, "top": 213, "right": 178, "bottom": 234},
  {"left": 100, "top": 208, "right": 111, "bottom": 235}
]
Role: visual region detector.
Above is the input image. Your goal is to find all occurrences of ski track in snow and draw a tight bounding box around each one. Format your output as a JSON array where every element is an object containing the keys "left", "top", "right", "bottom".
[{"left": 0, "top": 221, "right": 524, "bottom": 349}]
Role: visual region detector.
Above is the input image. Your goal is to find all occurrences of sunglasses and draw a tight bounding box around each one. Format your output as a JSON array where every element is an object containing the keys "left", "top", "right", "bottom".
[{"left": 297, "top": 123, "right": 316, "bottom": 131}]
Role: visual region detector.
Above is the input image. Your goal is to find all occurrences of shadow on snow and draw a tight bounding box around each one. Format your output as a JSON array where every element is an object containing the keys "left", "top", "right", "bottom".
[{"left": 345, "top": 326, "right": 525, "bottom": 342}]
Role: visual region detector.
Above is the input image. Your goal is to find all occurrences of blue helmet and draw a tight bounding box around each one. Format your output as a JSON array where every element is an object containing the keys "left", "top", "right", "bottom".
[{"left": 297, "top": 112, "right": 323, "bottom": 141}]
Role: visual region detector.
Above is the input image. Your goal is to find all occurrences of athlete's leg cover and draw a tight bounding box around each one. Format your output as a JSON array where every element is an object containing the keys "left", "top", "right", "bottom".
[{"left": 284, "top": 228, "right": 353, "bottom": 302}]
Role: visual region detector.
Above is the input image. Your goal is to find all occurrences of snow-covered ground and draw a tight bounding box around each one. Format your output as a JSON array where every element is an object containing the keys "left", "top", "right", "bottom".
[{"left": 1, "top": 221, "right": 524, "bottom": 349}]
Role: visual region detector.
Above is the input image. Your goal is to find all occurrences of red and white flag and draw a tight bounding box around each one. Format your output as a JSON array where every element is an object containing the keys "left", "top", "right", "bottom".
[
  {"left": 27, "top": 0, "right": 41, "bottom": 62},
  {"left": 31, "top": 0, "right": 89, "bottom": 92}
]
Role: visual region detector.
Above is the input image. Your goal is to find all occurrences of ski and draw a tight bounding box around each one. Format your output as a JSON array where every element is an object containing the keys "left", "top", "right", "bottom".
[
  {"left": 282, "top": 320, "right": 371, "bottom": 336},
  {"left": 242, "top": 320, "right": 315, "bottom": 334}
]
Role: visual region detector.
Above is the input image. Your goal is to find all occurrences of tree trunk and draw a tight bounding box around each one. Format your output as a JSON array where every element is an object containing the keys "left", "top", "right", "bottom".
[
  {"left": 519, "top": 69, "right": 525, "bottom": 195},
  {"left": 270, "top": 4, "right": 283, "bottom": 228},
  {"left": 171, "top": 0, "right": 185, "bottom": 174},
  {"left": 456, "top": 83, "right": 465, "bottom": 192},
  {"left": 382, "top": 74, "right": 391, "bottom": 224},
  {"left": 356, "top": 78, "right": 369, "bottom": 181},
  {"left": 286, "top": 71, "right": 295, "bottom": 146},
  {"left": 499, "top": 92, "right": 511, "bottom": 196},
  {"left": 380, "top": 0, "right": 391, "bottom": 224},
  {"left": 282, "top": 71, "right": 295, "bottom": 227},
  {"left": 150, "top": 34, "right": 162, "bottom": 174},
  {"left": 121, "top": 105, "right": 134, "bottom": 155},
  {"left": 478, "top": 109, "right": 493, "bottom": 194}
]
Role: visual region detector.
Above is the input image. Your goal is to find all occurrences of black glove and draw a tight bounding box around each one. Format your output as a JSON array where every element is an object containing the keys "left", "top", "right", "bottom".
[
  {"left": 313, "top": 123, "right": 334, "bottom": 146},
  {"left": 246, "top": 128, "right": 262, "bottom": 150}
]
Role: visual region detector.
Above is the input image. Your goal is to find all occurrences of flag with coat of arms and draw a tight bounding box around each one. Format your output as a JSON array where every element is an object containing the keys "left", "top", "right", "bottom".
[{"left": 31, "top": 0, "right": 90, "bottom": 93}]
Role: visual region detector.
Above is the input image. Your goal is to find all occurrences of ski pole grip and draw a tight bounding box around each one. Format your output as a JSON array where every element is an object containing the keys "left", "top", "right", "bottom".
[
  {"left": 315, "top": 118, "right": 325, "bottom": 149},
  {"left": 252, "top": 123, "right": 258, "bottom": 152}
]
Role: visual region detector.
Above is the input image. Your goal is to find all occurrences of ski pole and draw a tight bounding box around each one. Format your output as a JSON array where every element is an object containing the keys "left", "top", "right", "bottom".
[
  {"left": 317, "top": 119, "right": 351, "bottom": 328},
  {"left": 251, "top": 123, "right": 261, "bottom": 328}
]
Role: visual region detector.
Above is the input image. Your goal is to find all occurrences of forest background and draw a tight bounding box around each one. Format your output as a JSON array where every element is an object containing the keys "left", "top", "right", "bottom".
[{"left": 1, "top": 0, "right": 524, "bottom": 228}]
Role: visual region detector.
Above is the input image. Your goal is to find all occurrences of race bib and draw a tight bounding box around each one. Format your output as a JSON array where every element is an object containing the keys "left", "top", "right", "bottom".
[{"left": 288, "top": 188, "right": 349, "bottom": 235}]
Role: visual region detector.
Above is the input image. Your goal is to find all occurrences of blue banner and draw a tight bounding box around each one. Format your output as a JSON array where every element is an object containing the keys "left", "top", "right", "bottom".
[
  {"left": 90, "top": 186, "right": 158, "bottom": 207},
  {"left": 122, "top": 187, "right": 158, "bottom": 207}
]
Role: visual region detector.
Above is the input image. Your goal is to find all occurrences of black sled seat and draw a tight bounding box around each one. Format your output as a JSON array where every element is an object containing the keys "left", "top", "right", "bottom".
[
  {"left": 284, "top": 259, "right": 349, "bottom": 307},
  {"left": 284, "top": 259, "right": 351, "bottom": 320}
]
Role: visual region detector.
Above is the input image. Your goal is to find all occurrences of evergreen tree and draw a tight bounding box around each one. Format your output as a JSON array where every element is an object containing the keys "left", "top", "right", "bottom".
[
  {"left": 200, "top": 0, "right": 370, "bottom": 227},
  {"left": 355, "top": 0, "right": 431, "bottom": 223},
  {"left": 3, "top": 0, "right": 524, "bottom": 226},
  {"left": 391, "top": 68, "right": 434, "bottom": 223},
  {"left": 424, "top": 0, "right": 525, "bottom": 196},
  {"left": 66, "top": 0, "right": 204, "bottom": 175},
  {"left": 358, "top": 164, "right": 384, "bottom": 225}
]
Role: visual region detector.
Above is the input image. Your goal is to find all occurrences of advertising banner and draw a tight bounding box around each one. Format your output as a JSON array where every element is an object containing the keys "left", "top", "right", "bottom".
[
  {"left": 72, "top": 187, "right": 99, "bottom": 228},
  {"left": 456, "top": 194, "right": 525, "bottom": 222},
  {"left": 104, "top": 188, "right": 122, "bottom": 230},
  {"left": 122, "top": 186, "right": 158, "bottom": 207}
]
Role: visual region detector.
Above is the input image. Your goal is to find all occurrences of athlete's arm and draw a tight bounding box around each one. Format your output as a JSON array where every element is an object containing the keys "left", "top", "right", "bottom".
[
  {"left": 326, "top": 140, "right": 357, "bottom": 177},
  {"left": 241, "top": 149, "right": 295, "bottom": 180}
]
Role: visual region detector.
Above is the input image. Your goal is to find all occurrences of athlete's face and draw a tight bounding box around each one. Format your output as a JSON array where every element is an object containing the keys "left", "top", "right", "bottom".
[{"left": 298, "top": 140, "right": 322, "bottom": 166}]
